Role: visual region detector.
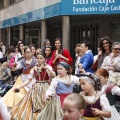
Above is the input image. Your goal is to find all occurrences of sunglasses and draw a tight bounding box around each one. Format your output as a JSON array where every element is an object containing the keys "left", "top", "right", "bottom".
[
  {"left": 113, "top": 48, "right": 120, "bottom": 51},
  {"left": 102, "top": 42, "right": 109, "bottom": 46}
]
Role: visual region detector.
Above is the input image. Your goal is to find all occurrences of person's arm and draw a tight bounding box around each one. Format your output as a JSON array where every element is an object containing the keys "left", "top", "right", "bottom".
[
  {"left": 111, "top": 86, "right": 120, "bottom": 96},
  {"left": 45, "top": 65, "right": 56, "bottom": 78},
  {"left": 46, "top": 78, "right": 58, "bottom": 99},
  {"left": 99, "top": 94, "right": 111, "bottom": 118},
  {"left": 14, "top": 68, "right": 34, "bottom": 91},
  {"left": 60, "top": 49, "right": 72, "bottom": 64}
]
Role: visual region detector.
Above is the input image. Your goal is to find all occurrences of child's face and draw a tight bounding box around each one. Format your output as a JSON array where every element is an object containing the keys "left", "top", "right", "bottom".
[
  {"left": 24, "top": 49, "right": 32, "bottom": 59},
  {"left": 96, "top": 74, "right": 108, "bottom": 85},
  {"left": 80, "top": 79, "right": 94, "bottom": 94},
  {"left": 36, "top": 55, "right": 45, "bottom": 65},
  {"left": 57, "top": 65, "right": 67, "bottom": 77},
  {"left": 31, "top": 47, "right": 36, "bottom": 55},
  {"left": 63, "top": 100, "right": 82, "bottom": 120}
]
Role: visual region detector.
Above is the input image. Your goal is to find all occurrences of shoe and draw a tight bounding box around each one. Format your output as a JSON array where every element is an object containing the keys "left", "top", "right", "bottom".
[{"left": 0, "top": 88, "right": 6, "bottom": 97}]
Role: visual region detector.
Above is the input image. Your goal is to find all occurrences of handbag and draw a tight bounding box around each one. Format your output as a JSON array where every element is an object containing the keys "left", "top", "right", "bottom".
[{"left": 91, "top": 59, "right": 98, "bottom": 71}]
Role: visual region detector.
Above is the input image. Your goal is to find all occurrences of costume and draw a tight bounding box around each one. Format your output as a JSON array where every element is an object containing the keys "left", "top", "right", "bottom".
[
  {"left": 36, "top": 75, "right": 80, "bottom": 120},
  {"left": 51, "top": 49, "right": 73, "bottom": 72},
  {"left": 3, "top": 58, "right": 37, "bottom": 108},
  {"left": 10, "top": 64, "right": 52, "bottom": 120},
  {"left": 101, "top": 82, "right": 120, "bottom": 120},
  {"left": 80, "top": 50, "right": 94, "bottom": 72},
  {"left": 0, "top": 97, "right": 11, "bottom": 120},
  {"left": 80, "top": 91, "right": 111, "bottom": 120}
]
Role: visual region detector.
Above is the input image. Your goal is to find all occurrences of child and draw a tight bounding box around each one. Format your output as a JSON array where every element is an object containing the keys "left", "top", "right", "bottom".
[
  {"left": 10, "top": 52, "right": 55, "bottom": 120},
  {"left": 0, "top": 62, "right": 11, "bottom": 86},
  {"left": 3, "top": 47, "right": 37, "bottom": 108},
  {"left": 63, "top": 93, "right": 86, "bottom": 120},
  {"left": 79, "top": 73, "right": 111, "bottom": 120},
  {"left": 0, "top": 96, "right": 11, "bottom": 120},
  {"left": 36, "top": 62, "right": 80, "bottom": 120},
  {"left": 96, "top": 68, "right": 120, "bottom": 120}
]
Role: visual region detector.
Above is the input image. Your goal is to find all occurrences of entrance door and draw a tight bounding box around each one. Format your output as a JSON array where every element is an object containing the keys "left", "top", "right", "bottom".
[{"left": 30, "top": 36, "right": 39, "bottom": 48}]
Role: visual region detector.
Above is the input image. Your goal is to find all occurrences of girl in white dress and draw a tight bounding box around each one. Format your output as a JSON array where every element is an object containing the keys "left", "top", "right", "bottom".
[
  {"left": 96, "top": 68, "right": 120, "bottom": 120},
  {"left": 79, "top": 73, "right": 111, "bottom": 120}
]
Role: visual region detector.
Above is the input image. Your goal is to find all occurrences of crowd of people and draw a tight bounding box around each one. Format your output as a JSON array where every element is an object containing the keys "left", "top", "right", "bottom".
[{"left": 0, "top": 36, "right": 120, "bottom": 120}]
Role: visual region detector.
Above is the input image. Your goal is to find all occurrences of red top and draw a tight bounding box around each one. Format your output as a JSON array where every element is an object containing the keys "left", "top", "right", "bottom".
[
  {"left": 51, "top": 49, "right": 73, "bottom": 66},
  {"left": 34, "top": 69, "right": 49, "bottom": 81}
]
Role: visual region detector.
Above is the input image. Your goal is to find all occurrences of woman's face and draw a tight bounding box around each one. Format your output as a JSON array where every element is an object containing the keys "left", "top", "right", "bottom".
[
  {"left": 112, "top": 44, "right": 120, "bottom": 57},
  {"left": 45, "top": 48, "right": 51, "bottom": 56},
  {"left": 63, "top": 100, "right": 82, "bottom": 120},
  {"left": 19, "top": 44, "right": 24, "bottom": 51},
  {"left": 24, "top": 48, "right": 32, "bottom": 59},
  {"left": 55, "top": 40, "right": 61, "bottom": 49},
  {"left": 36, "top": 55, "right": 45, "bottom": 65},
  {"left": 57, "top": 65, "right": 67, "bottom": 77},
  {"left": 31, "top": 47, "right": 36, "bottom": 56},
  {"left": 102, "top": 40, "right": 110, "bottom": 51}
]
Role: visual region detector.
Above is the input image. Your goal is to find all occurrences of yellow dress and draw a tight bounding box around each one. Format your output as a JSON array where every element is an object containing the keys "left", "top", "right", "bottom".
[{"left": 3, "top": 76, "right": 28, "bottom": 108}]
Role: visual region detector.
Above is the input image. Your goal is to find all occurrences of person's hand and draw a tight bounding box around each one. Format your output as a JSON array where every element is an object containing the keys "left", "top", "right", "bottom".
[
  {"left": 14, "top": 88, "right": 20, "bottom": 93},
  {"left": 91, "top": 108, "right": 102, "bottom": 116},
  {"left": 108, "top": 66, "right": 115, "bottom": 71},
  {"left": 78, "top": 63, "right": 82, "bottom": 68},
  {"left": 79, "top": 67, "right": 85, "bottom": 74},
  {"left": 47, "top": 95, "right": 52, "bottom": 100}
]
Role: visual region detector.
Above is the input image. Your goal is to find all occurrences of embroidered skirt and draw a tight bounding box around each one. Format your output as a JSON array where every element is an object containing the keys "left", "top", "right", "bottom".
[{"left": 10, "top": 81, "right": 49, "bottom": 120}]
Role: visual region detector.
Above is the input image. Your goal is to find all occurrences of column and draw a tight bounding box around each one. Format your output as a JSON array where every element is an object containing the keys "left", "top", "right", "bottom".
[
  {"left": 4, "top": 0, "right": 10, "bottom": 7},
  {"left": 62, "top": 16, "right": 70, "bottom": 50},
  {"left": 19, "top": 25, "right": 24, "bottom": 40},
  {"left": 7, "top": 27, "right": 11, "bottom": 47},
  {"left": 41, "top": 20, "right": 47, "bottom": 47}
]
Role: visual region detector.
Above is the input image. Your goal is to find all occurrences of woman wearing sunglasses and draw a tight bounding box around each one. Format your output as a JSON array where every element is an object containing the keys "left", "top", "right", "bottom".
[{"left": 97, "top": 36, "right": 113, "bottom": 69}]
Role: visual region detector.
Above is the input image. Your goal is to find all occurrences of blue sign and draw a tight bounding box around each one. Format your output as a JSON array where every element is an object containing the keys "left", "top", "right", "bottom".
[{"left": 61, "top": 0, "right": 120, "bottom": 15}]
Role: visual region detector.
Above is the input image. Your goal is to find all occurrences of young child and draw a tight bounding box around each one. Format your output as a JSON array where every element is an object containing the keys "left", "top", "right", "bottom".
[
  {"left": 79, "top": 73, "right": 111, "bottom": 120},
  {"left": 10, "top": 52, "right": 55, "bottom": 120},
  {"left": 96, "top": 68, "right": 120, "bottom": 120},
  {"left": 36, "top": 62, "right": 80, "bottom": 120},
  {"left": 0, "top": 62, "right": 11, "bottom": 86},
  {"left": 63, "top": 93, "right": 86, "bottom": 120},
  {"left": 3, "top": 47, "right": 37, "bottom": 108},
  {"left": 0, "top": 96, "right": 11, "bottom": 120}
]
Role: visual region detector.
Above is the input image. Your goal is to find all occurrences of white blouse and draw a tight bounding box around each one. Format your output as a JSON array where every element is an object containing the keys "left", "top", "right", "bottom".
[
  {"left": 102, "top": 82, "right": 120, "bottom": 96},
  {"left": 46, "top": 75, "right": 80, "bottom": 97},
  {"left": 81, "top": 91, "right": 111, "bottom": 112}
]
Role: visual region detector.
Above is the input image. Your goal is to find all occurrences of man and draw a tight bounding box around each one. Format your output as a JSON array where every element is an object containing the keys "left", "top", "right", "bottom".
[{"left": 79, "top": 41, "right": 94, "bottom": 73}]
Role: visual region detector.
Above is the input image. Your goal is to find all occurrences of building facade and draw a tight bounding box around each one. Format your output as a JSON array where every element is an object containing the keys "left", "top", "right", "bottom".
[{"left": 0, "top": 0, "right": 120, "bottom": 57}]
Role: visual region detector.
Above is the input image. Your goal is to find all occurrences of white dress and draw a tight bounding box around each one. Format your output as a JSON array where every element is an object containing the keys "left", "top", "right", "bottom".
[
  {"left": 0, "top": 97, "right": 11, "bottom": 120},
  {"left": 101, "top": 82, "right": 120, "bottom": 120}
]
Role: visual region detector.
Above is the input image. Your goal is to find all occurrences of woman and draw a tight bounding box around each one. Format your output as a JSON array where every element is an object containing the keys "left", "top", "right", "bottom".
[
  {"left": 97, "top": 36, "right": 113, "bottom": 69},
  {"left": 51, "top": 38, "right": 73, "bottom": 73},
  {"left": 101, "top": 42, "right": 120, "bottom": 85},
  {"left": 29, "top": 44, "right": 36, "bottom": 58},
  {"left": 7, "top": 46, "right": 15, "bottom": 62},
  {"left": 44, "top": 46, "right": 52, "bottom": 66}
]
